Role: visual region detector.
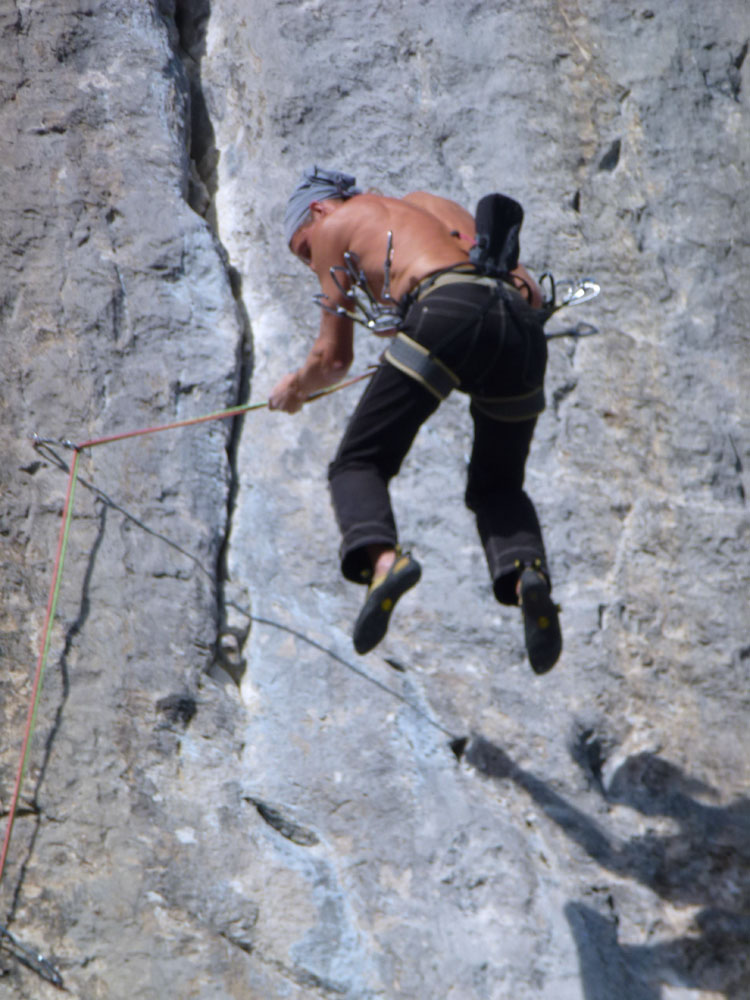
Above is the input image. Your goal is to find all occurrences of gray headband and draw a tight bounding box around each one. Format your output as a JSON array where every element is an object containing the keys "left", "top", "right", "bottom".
[{"left": 284, "top": 165, "right": 361, "bottom": 245}]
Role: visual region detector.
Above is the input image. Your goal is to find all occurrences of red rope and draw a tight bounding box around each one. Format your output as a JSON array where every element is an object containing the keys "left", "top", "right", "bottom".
[
  {"left": 76, "top": 401, "right": 266, "bottom": 451},
  {"left": 0, "top": 369, "right": 374, "bottom": 892},
  {"left": 0, "top": 451, "right": 81, "bottom": 884},
  {"left": 76, "top": 370, "right": 374, "bottom": 451}
]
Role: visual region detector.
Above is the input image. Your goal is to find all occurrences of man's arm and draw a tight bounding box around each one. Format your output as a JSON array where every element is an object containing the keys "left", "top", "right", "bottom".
[
  {"left": 269, "top": 211, "right": 355, "bottom": 413},
  {"left": 268, "top": 310, "right": 353, "bottom": 413}
]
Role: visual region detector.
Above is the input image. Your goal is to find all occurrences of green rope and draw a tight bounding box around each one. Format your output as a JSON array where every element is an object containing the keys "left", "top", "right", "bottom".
[{"left": 0, "top": 450, "right": 81, "bottom": 886}]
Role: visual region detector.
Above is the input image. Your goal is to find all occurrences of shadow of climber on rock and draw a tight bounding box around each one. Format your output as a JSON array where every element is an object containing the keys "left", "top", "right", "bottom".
[
  {"left": 465, "top": 737, "right": 750, "bottom": 998},
  {"left": 566, "top": 900, "right": 750, "bottom": 1000}
]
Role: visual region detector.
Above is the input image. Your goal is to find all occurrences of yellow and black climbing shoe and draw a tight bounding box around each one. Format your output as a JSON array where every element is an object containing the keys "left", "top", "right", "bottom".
[
  {"left": 519, "top": 566, "right": 562, "bottom": 674},
  {"left": 352, "top": 551, "right": 421, "bottom": 655}
]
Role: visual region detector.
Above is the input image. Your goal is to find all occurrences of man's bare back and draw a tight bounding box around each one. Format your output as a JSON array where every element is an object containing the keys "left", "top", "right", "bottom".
[{"left": 292, "top": 192, "right": 472, "bottom": 304}]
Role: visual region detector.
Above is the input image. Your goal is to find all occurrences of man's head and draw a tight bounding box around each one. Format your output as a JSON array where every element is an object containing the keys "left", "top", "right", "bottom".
[{"left": 284, "top": 165, "right": 360, "bottom": 247}]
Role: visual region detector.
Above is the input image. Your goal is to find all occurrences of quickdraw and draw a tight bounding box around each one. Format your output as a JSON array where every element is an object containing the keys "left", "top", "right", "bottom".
[{"left": 315, "top": 230, "right": 403, "bottom": 334}]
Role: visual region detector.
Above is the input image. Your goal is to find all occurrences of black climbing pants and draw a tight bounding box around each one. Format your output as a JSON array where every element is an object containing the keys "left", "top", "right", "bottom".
[{"left": 328, "top": 279, "right": 550, "bottom": 605}]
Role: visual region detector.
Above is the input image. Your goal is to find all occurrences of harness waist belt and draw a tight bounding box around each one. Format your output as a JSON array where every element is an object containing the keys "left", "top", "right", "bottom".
[{"left": 413, "top": 269, "right": 510, "bottom": 303}]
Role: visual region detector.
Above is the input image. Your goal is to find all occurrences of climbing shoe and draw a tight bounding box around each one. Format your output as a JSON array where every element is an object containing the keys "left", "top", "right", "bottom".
[
  {"left": 519, "top": 566, "right": 562, "bottom": 674},
  {"left": 352, "top": 550, "right": 421, "bottom": 655}
]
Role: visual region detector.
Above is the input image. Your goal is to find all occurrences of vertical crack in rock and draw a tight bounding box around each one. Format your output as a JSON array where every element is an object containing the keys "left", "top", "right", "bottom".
[
  {"left": 169, "top": 0, "right": 216, "bottom": 220},
  {"left": 160, "top": 0, "right": 254, "bottom": 683},
  {"left": 214, "top": 259, "right": 253, "bottom": 686},
  {"left": 727, "top": 434, "right": 746, "bottom": 505}
]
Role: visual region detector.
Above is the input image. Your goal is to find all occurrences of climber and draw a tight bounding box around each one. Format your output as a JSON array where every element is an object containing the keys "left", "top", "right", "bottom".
[{"left": 269, "top": 165, "right": 561, "bottom": 673}]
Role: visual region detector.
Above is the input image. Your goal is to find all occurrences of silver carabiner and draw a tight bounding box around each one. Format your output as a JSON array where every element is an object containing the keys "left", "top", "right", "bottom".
[{"left": 557, "top": 278, "right": 601, "bottom": 307}]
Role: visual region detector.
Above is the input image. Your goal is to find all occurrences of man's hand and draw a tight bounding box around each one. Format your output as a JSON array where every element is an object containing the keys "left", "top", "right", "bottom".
[{"left": 268, "top": 371, "right": 307, "bottom": 413}]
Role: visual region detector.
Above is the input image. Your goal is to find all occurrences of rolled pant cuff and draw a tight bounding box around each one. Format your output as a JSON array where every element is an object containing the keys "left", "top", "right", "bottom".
[
  {"left": 340, "top": 525, "right": 399, "bottom": 583},
  {"left": 492, "top": 548, "right": 549, "bottom": 605}
]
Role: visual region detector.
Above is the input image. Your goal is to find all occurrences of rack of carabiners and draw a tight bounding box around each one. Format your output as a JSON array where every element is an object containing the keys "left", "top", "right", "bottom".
[{"left": 313, "top": 229, "right": 601, "bottom": 338}]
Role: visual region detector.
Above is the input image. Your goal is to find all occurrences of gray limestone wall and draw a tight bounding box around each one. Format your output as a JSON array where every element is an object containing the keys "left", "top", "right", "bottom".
[{"left": 0, "top": 1, "right": 748, "bottom": 998}]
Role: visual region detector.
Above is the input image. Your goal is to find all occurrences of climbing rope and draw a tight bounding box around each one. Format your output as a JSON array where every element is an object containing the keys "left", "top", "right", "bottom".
[
  {"left": 0, "top": 450, "right": 81, "bottom": 891},
  {"left": 0, "top": 370, "right": 375, "bottom": 901},
  {"left": 249, "top": 615, "right": 464, "bottom": 745}
]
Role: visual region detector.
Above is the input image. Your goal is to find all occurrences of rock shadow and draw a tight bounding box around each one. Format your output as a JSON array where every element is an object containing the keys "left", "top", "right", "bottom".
[
  {"left": 171, "top": 0, "right": 218, "bottom": 219},
  {"left": 465, "top": 736, "right": 750, "bottom": 998},
  {"left": 161, "top": 0, "right": 256, "bottom": 682}
]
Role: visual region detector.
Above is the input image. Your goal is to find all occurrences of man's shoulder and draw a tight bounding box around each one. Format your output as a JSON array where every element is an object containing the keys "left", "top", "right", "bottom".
[
  {"left": 308, "top": 197, "right": 386, "bottom": 271},
  {"left": 400, "top": 191, "right": 476, "bottom": 238},
  {"left": 402, "top": 190, "right": 457, "bottom": 210},
  {"left": 402, "top": 190, "right": 433, "bottom": 204},
  {"left": 318, "top": 193, "right": 391, "bottom": 236}
]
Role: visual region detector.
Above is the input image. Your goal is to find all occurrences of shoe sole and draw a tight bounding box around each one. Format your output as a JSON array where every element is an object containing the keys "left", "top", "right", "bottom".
[
  {"left": 520, "top": 571, "right": 562, "bottom": 674},
  {"left": 353, "top": 557, "right": 421, "bottom": 655}
]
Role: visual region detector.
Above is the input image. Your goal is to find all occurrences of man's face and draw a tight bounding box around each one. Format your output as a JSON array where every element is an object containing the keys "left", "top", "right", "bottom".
[
  {"left": 290, "top": 221, "right": 314, "bottom": 266},
  {"left": 289, "top": 199, "right": 341, "bottom": 267}
]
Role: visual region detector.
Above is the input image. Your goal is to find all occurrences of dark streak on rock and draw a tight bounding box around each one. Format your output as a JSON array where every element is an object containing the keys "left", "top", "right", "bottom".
[
  {"left": 598, "top": 139, "right": 621, "bottom": 172},
  {"left": 155, "top": 693, "right": 198, "bottom": 727},
  {"left": 552, "top": 378, "right": 578, "bottom": 414},
  {"left": 384, "top": 656, "right": 407, "bottom": 672},
  {"left": 248, "top": 799, "right": 320, "bottom": 847}
]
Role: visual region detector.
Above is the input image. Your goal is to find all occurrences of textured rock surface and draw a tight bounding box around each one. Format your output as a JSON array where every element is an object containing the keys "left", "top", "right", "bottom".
[{"left": 1, "top": 1, "right": 748, "bottom": 998}]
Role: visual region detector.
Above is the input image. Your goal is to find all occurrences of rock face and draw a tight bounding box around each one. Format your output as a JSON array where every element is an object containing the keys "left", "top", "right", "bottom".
[{"left": 1, "top": 1, "right": 748, "bottom": 998}]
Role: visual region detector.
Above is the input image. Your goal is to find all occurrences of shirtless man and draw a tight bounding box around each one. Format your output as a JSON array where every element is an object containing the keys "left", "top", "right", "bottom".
[{"left": 270, "top": 166, "right": 561, "bottom": 673}]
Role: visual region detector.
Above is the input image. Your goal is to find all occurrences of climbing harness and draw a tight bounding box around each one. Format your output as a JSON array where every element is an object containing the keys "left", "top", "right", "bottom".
[
  {"left": 318, "top": 255, "right": 600, "bottom": 414},
  {"left": 408, "top": 266, "right": 505, "bottom": 305},
  {"left": 471, "top": 384, "right": 548, "bottom": 422},
  {"left": 384, "top": 277, "right": 549, "bottom": 420},
  {"left": 382, "top": 269, "right": 600, "bottom": 415}
]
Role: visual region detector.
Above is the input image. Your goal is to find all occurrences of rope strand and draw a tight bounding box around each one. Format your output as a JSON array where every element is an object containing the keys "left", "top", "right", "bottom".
[
  {"left": 1, "top": 370, "right": 374, "bottom": 894},
  {"left": 0, "top": 450, "right": 80, "bottom": 883}
]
